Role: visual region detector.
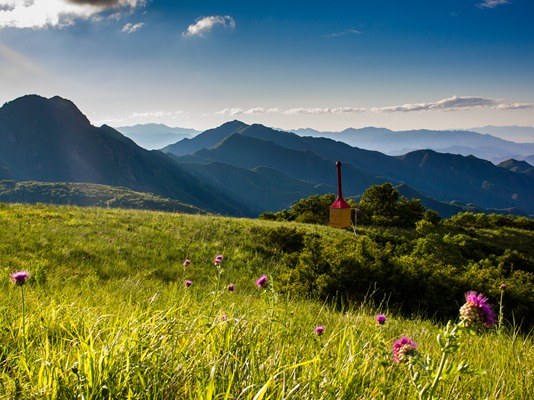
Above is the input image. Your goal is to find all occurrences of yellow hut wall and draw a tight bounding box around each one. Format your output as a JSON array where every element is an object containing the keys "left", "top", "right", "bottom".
[{"left": 329, "top": 208, "right": 351, "bottom": 229}]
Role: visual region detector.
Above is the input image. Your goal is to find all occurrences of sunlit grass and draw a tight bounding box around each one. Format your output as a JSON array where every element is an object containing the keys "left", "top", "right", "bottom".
[{"left": 0, "top": 203, "right": 533, "bottom": 399}]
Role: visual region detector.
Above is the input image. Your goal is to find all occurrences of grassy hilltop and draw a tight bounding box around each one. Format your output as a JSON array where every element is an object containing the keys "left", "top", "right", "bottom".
[{"left": 1, "top": 203, "right": 533, "bottom": 398}]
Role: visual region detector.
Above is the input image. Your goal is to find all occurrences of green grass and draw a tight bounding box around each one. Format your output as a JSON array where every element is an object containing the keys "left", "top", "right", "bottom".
[{"left": 0, "top": 203, "right": 533, "bottom": 399}]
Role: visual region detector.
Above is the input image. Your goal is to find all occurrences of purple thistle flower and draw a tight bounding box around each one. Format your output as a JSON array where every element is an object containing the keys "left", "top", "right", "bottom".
[
  {"left": 315, "top": 326, "right": 325, "bottom": 336},
  {"left": 500, "top": 283, "right": 507, "bottom": 290},
  {"left": 376, "top": 314, "right": 387, "bottom": 325},
  {"left": 185, "top": 280, "right": 193, "bottom": 287},
  {"left": 183, "top": 259, "right": 191, "bottom": 267},
  {"left": 393, "top": 336, "right": 418, "bottom": 363},
  {"left": 227, "top": 283, "right": 235, "bottom": 292},
  {"left": 256, "top": 274, "right": 268, "bottom": 288},
  {"left": 10, "top": 271, "right": 30, "bottom": 286},
  {"left": 460, "top": 291, "right": 496, "bottom": 328},
  {"left": 214, "top": 255, "right": 223, "bottom": 265}
]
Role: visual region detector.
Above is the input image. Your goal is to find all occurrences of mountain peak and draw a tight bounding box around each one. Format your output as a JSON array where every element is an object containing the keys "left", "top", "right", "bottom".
[{"left": 0, "top": 94, "right": 91, "bottom": 128}]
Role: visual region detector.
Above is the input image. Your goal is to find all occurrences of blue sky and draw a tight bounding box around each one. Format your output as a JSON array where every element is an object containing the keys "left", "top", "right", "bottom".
[{"left": 1, "top": 0, "right": 533, "bottom": 134}]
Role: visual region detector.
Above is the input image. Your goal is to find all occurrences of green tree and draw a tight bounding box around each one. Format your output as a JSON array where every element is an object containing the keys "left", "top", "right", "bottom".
[
  {"left": 358, "top": 183, "right": 426, "bottom": 228},
  {"left": 359, "top": 183, "right": 399, "bottom": 226}
]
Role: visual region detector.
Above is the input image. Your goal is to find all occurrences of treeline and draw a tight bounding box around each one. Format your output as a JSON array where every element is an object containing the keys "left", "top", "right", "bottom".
[
  {"left": 258, "top": 184, "right": 534, "bottom": 329},
  {"left": 260, "top": 183, "right": 438, "bottom": 228}
]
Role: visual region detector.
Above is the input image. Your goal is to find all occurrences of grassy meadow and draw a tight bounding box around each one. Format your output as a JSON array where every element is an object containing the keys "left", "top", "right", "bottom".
[{"left": 1, "top": 203, "right": 533, "bottom": 399}]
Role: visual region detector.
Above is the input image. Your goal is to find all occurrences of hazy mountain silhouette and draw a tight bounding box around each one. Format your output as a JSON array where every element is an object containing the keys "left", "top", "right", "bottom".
[
  {"left": 115, "top": 123, "right": 199, "bottom": 150},
  {"left": 469, "top": 126, "right": 534, "bottom": 143},
  {"left": 292, "top": 127, "right": 534, "bottom": 163}
]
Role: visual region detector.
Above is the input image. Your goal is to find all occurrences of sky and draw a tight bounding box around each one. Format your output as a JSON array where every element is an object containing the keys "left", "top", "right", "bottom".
[{"left": 1, "top": 0, "right": 534, "bottom": 135}]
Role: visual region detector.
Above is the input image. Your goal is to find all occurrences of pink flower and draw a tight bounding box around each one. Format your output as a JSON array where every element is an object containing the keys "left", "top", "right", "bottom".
[
  {"left": 227, "top": 283, "right": 235, "bottom": 292},
  {"left": 185, "top": 280, "right": 193, "bottom": 287},
  {"left": 214, "top": 255, "right": 223, "bottom": 265},
  {"left": 393, "top": 336, "right": 418, "bottom": 363},
  {"left": 10, "top": 271, "right": 30, "bottom": 286},
  {"left": 183, "top": 259, "right": 191, "bottom": 267},
  {"left": 376, "top": 314, "right": 387, "bottom": 325},
  {"left": 460, "top": 291, "right": 496, "bottom": 328},
  {"left": 256, "top": 275, "right": 268, "bottom": 288},
  {"left": 500, "top": 283, "right": 507, "bottom": 290},
  {"left": 315, "top": 326, "right": 325, "bottom": 336}
]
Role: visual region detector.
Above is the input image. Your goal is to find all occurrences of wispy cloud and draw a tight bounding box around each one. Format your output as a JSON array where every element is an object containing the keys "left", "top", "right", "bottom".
[
  {"left": 215, "top": 107, "right": 280, "bottom": 116},
  {"left": 322, "top": 28, "right": 361, "bottom": 38},
  {"left": 372, "top": 96, "right": 531, "bottom": 112},
  {"left": 0, "top": 0, "right": 147, "bottom": 29},
  {"left": 182, "top": 15, "right": 235, "bottom": 37},
  {"left": 215, "top": 96, "right": 532, "bottom": 116},
  {"left": 122, "top": 21, "right": 143, "bottom": 33},
  {"left": 476, "top": 0, "right": 510, "bottom": 9},
  {"left": 129, "top": 110, "right": 185, "bottom": 119}
]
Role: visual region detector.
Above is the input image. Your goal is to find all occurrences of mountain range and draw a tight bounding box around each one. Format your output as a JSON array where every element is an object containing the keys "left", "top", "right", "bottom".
[
  {"left": 115, "top": 124, "right": 199, "bottom": 150},
  {"left": 164, "top": 121, "right": 534, "bottom": 216},
  {"left": 291, "top": 127, "right": 534, "bottom": 164},
  {"left": 1, "top": 94, "right": 533, "bottom": 218}
]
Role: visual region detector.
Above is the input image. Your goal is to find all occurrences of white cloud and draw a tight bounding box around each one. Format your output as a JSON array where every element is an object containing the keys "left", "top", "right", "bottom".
[
  {"left": 216, "top": 107, "right": 280, "bottom": 116},
  {"left": 323, "top": 28, "right": 361, "bottom": 38},
  {"left": 285, "top": 107, "right": 366, "bottom": 115},
  {"left": 215, "top": 96, "right": 532, "bottom": 116},
  {"left": 122, "top": 21, "right": 143, "bottom": 33},
  {"left": 372, "top": 96, "right": 531, "bottom": 112},
  {"left": 476, "top": 0, "right": 510, "bottom": 9},
  {"left": 244, "top": 107, "right": 280, "bottom": 114},
  {"left": 0, "top": 0, "right": 147, "bottom": 29},
  {"left": 129, "top": 110, "right": 184, "bottom": 119},
  {"left": 215, "top": 108, "right": 245, "bottom": 116},
  {"left": 182, "top": 15, "right": 235, "bottom": 37}
]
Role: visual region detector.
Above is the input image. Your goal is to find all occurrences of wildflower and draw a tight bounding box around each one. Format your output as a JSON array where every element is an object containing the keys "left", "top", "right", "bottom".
[
  {"left": 185, "top": 280, "right": 193, "bottom": 287},
  {"left": 315, "top": 326, "right": 325, "bottom": 336},
  {"left": 500, "top": 283, "right": 507, "bottom": 290},
  {"left": 393, "top": 336, "right": 418, "bottom": 363},
  {"left": 376, "top": 314, "right": 387, "bottom": 325},
  {"left": 227, "top": 283, "right": 235, "bottom": 292},
  {"left": 10, "top": 271, "right": 30, "bottom": 286},
  {"left": 214, "top": 255, "right": 223, "bottom": 265},
  {"left": 183, "top": 259, "right": 191, "bottom": 267},
  {"left": 221, "top": 315, "right": 227, "bottom": 321},
  {"left": 256, "top": 274, "right": 268, "bottom": 288},
  {"left": 460, "top": 291, "right": 496, "bottom": 328}
]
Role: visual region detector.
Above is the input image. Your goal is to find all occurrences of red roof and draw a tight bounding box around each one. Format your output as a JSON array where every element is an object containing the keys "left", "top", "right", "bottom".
[{"left": 330, "top": 196, "right": 351, "bottom": 209}]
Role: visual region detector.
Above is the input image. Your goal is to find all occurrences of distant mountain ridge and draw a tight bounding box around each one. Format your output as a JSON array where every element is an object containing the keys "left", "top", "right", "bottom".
[
  {"left": 291, "top": 127, "right": 534, "bottom": 163},
  {"left": 469, "top": 126, "right": 534, "bottom": 143},
  {"left": 115, "top": 123, "right": 199, "bottom": 150}
]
